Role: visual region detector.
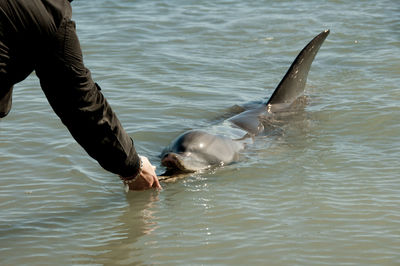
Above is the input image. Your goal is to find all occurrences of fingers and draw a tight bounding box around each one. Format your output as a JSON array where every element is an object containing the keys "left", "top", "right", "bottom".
[
  {"left": 148, "top": 163, "right": 162, "bottom": 190},
  {"left": 148, "top": 161, "right": 162, "bottom": 190},
  {"left": 152, "top": 175, "right": 163, "bottom": 190}
]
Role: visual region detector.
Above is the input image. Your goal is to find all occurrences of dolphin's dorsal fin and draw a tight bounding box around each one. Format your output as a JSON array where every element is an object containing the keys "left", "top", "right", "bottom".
[{"left": 266, "top": 30, "right": 330, "bottom": 111}]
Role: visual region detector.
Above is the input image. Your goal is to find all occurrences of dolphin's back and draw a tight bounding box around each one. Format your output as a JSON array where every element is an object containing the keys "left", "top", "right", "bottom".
[{"left": 229, "top": 30, "right": 330, "bottom": 135}]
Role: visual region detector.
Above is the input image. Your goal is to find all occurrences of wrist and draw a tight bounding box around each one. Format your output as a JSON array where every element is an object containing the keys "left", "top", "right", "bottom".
[{"left": 119, "top": 155, "right": 143, "bottom": 184}]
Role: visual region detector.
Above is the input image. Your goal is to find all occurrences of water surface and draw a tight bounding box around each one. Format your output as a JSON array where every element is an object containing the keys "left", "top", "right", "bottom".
[{"left": 1, "top": 0, "right": 399, "bottom": 265}]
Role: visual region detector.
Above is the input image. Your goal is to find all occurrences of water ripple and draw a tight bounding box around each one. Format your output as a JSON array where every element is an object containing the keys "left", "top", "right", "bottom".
[{"left": 1, "top": 0, "right": 400, "bottom": 265}]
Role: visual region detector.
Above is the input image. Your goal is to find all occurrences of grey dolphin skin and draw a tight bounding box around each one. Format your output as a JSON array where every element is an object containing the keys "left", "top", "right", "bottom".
[{"left": 161, "top": 30, "right": 330, "bottom": 176}]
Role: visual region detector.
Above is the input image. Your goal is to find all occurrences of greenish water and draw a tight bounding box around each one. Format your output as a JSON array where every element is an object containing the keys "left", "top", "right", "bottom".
[{"left": 1, "top": 0, "right": 399, "bottom": 265}]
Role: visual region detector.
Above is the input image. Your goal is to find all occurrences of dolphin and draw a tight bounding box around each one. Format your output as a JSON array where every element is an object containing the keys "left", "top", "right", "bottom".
[{"left": 160, "top": 30, "right": 330, "bottom": 176}]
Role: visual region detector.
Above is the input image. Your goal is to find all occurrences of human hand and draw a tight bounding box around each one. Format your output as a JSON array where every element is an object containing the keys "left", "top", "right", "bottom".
[{"left": 122, "top": 156, "right": 162, "bottom": 191}]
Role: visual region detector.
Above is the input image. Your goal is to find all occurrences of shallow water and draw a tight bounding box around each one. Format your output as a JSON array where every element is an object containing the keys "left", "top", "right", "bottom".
[{"left": 1, "top": 0, "right": 400, "bottom": 265}]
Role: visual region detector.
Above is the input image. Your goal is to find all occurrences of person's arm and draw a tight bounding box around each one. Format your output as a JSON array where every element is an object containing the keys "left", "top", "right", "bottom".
[
  {"left": 0, "top": 86, "right": 13, "bottom": 118},
  {"left": 34, "top": 15, "right": 161, "bottom": 190}
]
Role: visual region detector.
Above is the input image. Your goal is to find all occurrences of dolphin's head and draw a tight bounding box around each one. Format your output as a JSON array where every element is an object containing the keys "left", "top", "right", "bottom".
[{"left": 161, "top": 130, "right": 242, "bottom": 172}]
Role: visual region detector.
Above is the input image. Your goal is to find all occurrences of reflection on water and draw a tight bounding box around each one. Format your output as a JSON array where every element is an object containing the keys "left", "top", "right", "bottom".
[{"left": 82, "top": 191, "right": 161, "bottom": 265}]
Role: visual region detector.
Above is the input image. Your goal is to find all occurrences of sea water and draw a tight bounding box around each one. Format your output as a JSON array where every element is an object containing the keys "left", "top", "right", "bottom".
[{"left": 1, "top": 0, "right": 399, "bottom": 265}]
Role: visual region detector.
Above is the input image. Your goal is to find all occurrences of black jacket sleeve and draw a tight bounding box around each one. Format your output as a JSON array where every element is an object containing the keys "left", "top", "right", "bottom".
[
  {"left": 0, "top": 0, "right": 141, "bottom": 177},
  {"left": 35, "top": 17, "right": 141, "bottom": 177}
]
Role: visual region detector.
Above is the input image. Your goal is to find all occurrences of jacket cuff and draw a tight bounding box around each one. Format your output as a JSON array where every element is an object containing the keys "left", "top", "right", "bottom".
[{"left": 119, "top": 138, "right": 141, "bottom": 178}]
